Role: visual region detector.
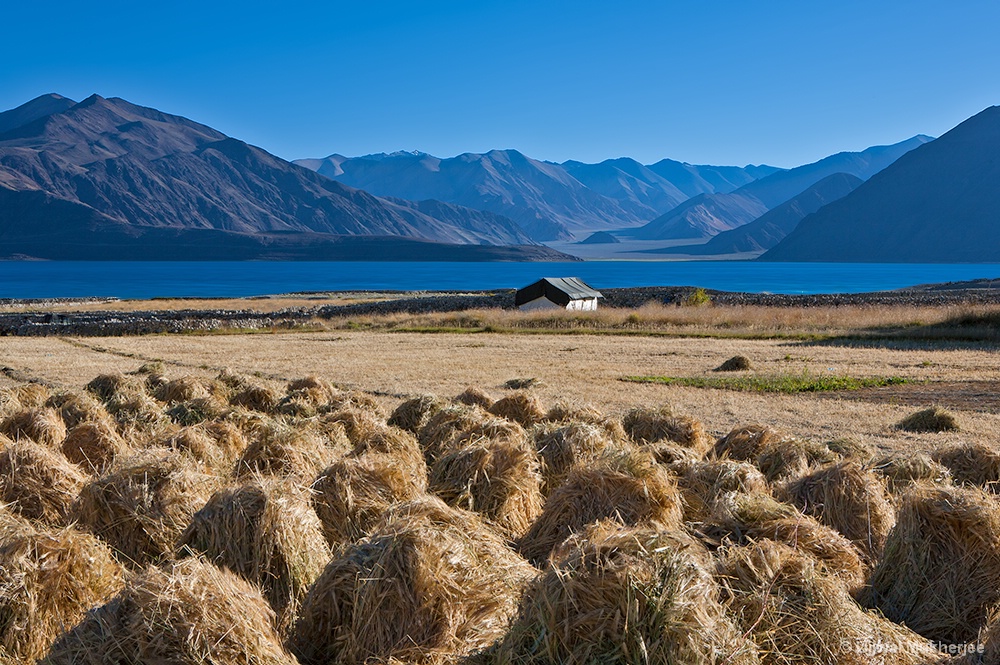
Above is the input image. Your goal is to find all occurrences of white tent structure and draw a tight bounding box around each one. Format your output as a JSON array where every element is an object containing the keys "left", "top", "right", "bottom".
[{"left": 514, "top": 277, "right": 603, "bottom": 311}]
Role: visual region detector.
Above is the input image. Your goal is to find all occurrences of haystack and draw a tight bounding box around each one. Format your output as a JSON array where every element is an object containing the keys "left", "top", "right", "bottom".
[
  {"left": 8, "top": 382, "right": 52, "bottom": 409},
  {"left": 148, "top": 425, "right": 233, "bottom": 469},
  {"left": 622, "top": 405, "right": 710, "bottom": 454},
  {"left": 715, "top": 354, "right": 752, "bottom": 372},
  {"left": 0, "top": 522, "right": 124, "bottom": 663},
  {"left": 932, "top": 442, "right": 1000, "bottom": 490},
  {"left": 85, "top": 373, "right": 142, "bottom": 403},
  {"left": 705, "top": 492, "right": 866, "bottom": 588},
  {"left": 61, "top": 420, "right": 130, "bottom": 474},
  {"left": 531, "top": 421, "right": 614, "bottom": 495},
  {"left": 230, "top": 384, "right": 281, "bottom": 412},
  {"left": 720, "top": 540, "right": 938, "bottom": 665},
  {"left": 288, "top": 375, "right": 338, "bottom": 400},
  {"left": 671, "top": 459, "right": 769, "bottom": 522},
  {"left": 201, "top": 419, "right": 249, "bottom": 459},
  {"left": 1, "top": 407, "right": 67, "bottom": 447},
  {"left": 291, "top": 497, "right": 536, "bottom": 665},
  {"left": 488, "top": 391, "right": 546, "bottom": 427},
  {"left": 350, "top": 425, "right": 427, "bottom": 483},
  {"left": 545, "top": 401, "right": 605, "bottom": 424},
  {"left": 155, "top": 375, "right": 225, "bottom": 404},
  {"left": 325, "top": 389, "right": 386, "bottom": 417},
  {"left": 178, "top": 479, "right": 329, "bottom": 629},
  {"left": 165, "top": 396, "right": 230, "bottom": 426},
  {"left": 861, "top": 483, "right": 1000, "bottom": 643},
  {"left": 73, "top": 450, "right": 220, "bottom": 568},
  {"left": 778, "top": 461, "right": 896, "bottom": 562},
  {"left": 495, "top": 523, "right": 758, "bottom": 665},
  {"left": 322, "top": 405, "right": 385, "bottom": 444},
  {"left": 388, "top": 394, "right": 447, "bottom": 434},
  {"left": 823, "top": 436, "right": 876, "bottom": 461},
  {"left": 429, "top": 437, "right": 543, "bottom": 540},
  {"left": 518, "top": 448, "right": 684, "bottom": 564},
  {"left": 874, "top": 452, "right": 952, "bottom": 493},
  {"left": 311, "top": 454, "right": 427, "bottom": 546},
  {"left": 454, "top": 386, "right": 494, "bottom": 409},
  {"left": 756, "top": 437, "right": 838, "bottom": 482},
  {"left": 45, "top": 390, "right": 112, "bottom": 430},
  {"left": 417, "top": 404, "right": 491, "bottom": 463},
  {"left": 713, "top": 423, "right": 786, "bottom": 461},
  {"left": 897, "top": 406, "right": 959, "bottom": 432},
  {"left": 43, "top": 557, "right": 298, "bottom": 665},
  {"left": 0, "top": 439, "right": 88, "bottom": 526},
  {"left": 234, "top": 422, "right": 340, "bottom": 480}
]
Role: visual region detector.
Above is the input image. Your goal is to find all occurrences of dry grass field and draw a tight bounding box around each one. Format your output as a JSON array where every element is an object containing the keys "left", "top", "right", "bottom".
[{"left": 3, "top": 302, "right": 1000, "bottom": 663}]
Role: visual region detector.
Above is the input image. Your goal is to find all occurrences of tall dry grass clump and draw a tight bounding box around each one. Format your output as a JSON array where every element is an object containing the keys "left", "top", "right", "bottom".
[
  {"left": 148, "top": 421, "right": 245, "bottom": 471},
  {"left": 897, "top": 406, "right": 960, "bottom": 432},
  {"left": 235, "top": 421, "right": 343, "bottom": 480},
  {"left": 73, "top": 450, "right": 220, "bottom": 568},
  {"left": 43, "top": 557, "right": 298, "bottom": 665},
  {"left": 429, "top": 437, "right": 543, "bottom": 540},
  {"left": 417, "top": 404, "right": 492, "bottom": 463},
  {"left": 874, "top": 452, "right": 952, "bottom": 493},
  {"left": 154, "top": 375, "right": 226, "bottom": 404},
  {"left": 778, "top": 461, "right": 896, "bottom": 563},
  {"left": 755, "top": 437, "right": 838, "bottom": 482},
  {"left": 488, "top": 391, "right": 546, "bottom": 427},
  {"left": 321, "top": 405, "right": 385, "bottom": 444},
  {"left": 45, "top": 390, "right": 113, "bottom": 430},
  {"left": 622, "top": 405, "right": 710, "bottom": 455},
  {"left": 0, "top": 439, "right": 88, "bottom": 526},
  {"left": 350, "top": 425, "right": 427, "bottom": 481},
  {"left": 454, "top": 385, "right": 494, "bottom": 409},
  {"left": 311, "top": 454, "right": 428, "bottom": 546},
  {"left": 518, "top": 448, "right": 684, "bottom": 564},
  {"left": 671, "top": 459, "right": 769, "bottom": 522},
  {"left": 61, "top": 420, "right": 130, "bottom": 474},
  {"left": 1, "top": 382, "right": 51, "bottom": 412},
  {"left": 230, "top": 384, "right": 281, "bottom": 412},
  {"left": 713, "top": 423, "right": 786, "bottom": 461},
  {"left": 861, "top": 483, "right": 1000, "bottom": 643},
  {"left": 1, "top": 407, "right": 67, "bottom": 447},
  {"left": 86, "top": 373, "right": 169, "bottom": 434},
  {"left": 532, "top": 421, "right": 614, "bottom": 495},
  {"left": 494, "top": 523, "right": 758, "bottom": 665},
  {"left": 0, "top": 522, "right": 124, "bottom": 663},
  {"left": 932, "top": 442, "right": 1000, "bottom": 490},
  {"left": 719, "top": 540, "right": 938, "bottom": 665},
  {"left": 85, "top": 373, "right": 141, "bottom": 403},
  {"left": 178, "top": 478, "right": 329, "bottom": 630},
  {"left": 291, "top": 497, "right": 536, "bottom": 665},
  {"left": 388, "top": 394, "right": 447, "bottom": 434}
]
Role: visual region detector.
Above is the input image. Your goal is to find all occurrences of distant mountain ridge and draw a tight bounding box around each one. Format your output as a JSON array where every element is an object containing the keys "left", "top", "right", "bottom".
[
  {"left": 629, "top": 136, "right": 932, "bottom": 241},
  {"left": 0, "top": 94, "right": 573, "bottom": 261},
  {"left": 295, "top": 151, "right": 780, "bottom": 241},
  {"left": 761, "top": 106, "right": 1000, "bottom": 262}
]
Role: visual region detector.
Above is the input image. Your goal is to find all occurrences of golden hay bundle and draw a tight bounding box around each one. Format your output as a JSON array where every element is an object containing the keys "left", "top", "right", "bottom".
[
  {"left": 714, "top": 354, "right": 753, "bottom": 372},
  {"left": 154, "top": 375, "right": 228, "bottom": 404},
  {"left": 165, "top": 396, "right": 230, "bottom": 426},
  {"left": 235, "top": 423, "right": 340, "bottom": 480},
  {"left": 178, "top": 478, "right": 329, "bottom": 629},
  {"left": 43, "top": 557, "right": 298, "bottom": 665},
  {"left": 756, "top": 437, "right": 839, "bottom": 482},
  {"left": 73, "top": 450, "right": 220, "bottom": 568},
  {"left": 85, "top": 373, "right": 142, "bottom": 403},
  {"left": 932, "top": 442, "right": 1000, "bottom": 490},
  {"left": 824, "top": 436, "right": 876, "bottom": 462},
  {"left": 201, "top": 419, "right": 249, "bottom": 459},
  {"left": 544, "top": 401, "right": 605, "bottom": 424},
  {"left": 860, "top": 483, "right": 1000, "bottom": 643},
  {"left": 705, "top": 492, "right": 866, "bottom": 589},
  {"left": 351, "top": 425, "right": 427, "bottom": 481},
  {"left": 311, "top": 454, "right": 428, "bottom": 546},
  {"left": 897, "top": 406, "right": 960, "bottom": 432},
  {"left": 417, "top": 404, "right": 492, "bottom": 463},
  {"left": 713, "top": 423, "right": 786, "bottom": 461},
  {"left": 429, "top": 438, "right": 543, "bottom": 540},
  {"left": 148, "top": 425, "right": 233, "bottom": 469},
  {"left": 288, "top": 375, "right": 337, "bottom": 399},
  {"left": 518, "top": 448, "right": 684, "bottom": 564},
  {"left": 0, "top": 439, "right": 88, "bottom": 526},
  {"left": 778, "top": 461, "right": 896, "bottom": 562},
  {"left": 1, "top": 407, "right": 67, "bottom": 447},
  {"left": 495, "top": 523, "right": 758, "bottom": 665},
  {"left": 0, "top": 522, "right": 124, "bottom": 663},
  {"left": 488, "top": 391, "right": 546, "bottom": 427},
  {"left": 9, "top": 382, "right": 52, "bottom": 409},
  {"left": 322, "top": 405, "right": 385, "bottom": 444},
  {"left": 326, "top": 389, "right": 387, "bottom": 417},
  {"left": 720, "top": 540, "right": 938, "bottom": 665},
  {"left": 671, "top": 459, "right": 769, "bottom": 522},
  {"left": 622, "top": 405, "right": 710, "bottom": 452},
  {"left": 531, "top": 421, "right": 614, "bottom": 495},
  {"left": 274, "top": 391, "right": 321, "bottom": 418},
  {"left": 291, "top": 497, "right": 536, "bottom": 665},
  {"left": 61, "top": 420, "right": 130, "bottom": 474},
  {"left": 454, "top": 386, "right": 494, "bottom": 409},
  {"left": 230, "top": 384, "right": 281, "bottom": 412},
  {"left": 388, "top": 394, "right": 448, "bottom": 434},
  {"left": 874, "top": 452, "right": 952, "bottom": 493},
  {"left": 103, "top": 388, "right": 171, "bottom": 434},
  {"left": 45, "top": 390, "right": 113, "bottom": 430},
  {"left": 215, "top": 367, "right": 251, "bottom": 390}
]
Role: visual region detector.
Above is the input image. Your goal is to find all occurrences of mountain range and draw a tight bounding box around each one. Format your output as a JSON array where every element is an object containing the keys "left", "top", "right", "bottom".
[
  {"left": 294, "top": 151, "right": 781, "bottom": 241},
  {"left": 761, "top": 106, "right": 1000, "bottom": 262},
  {"left": 0, "top": 94, "right": 570, "bottom": 260}
]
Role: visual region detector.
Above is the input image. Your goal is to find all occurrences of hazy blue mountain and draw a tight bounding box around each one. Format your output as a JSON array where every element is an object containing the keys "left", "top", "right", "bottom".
[
  {"left": 0, "top": 94, "right": 560, "bottom": 260},
  {"left": 631, "top": 136, "right": 931, "bottom": 241},
  {"left": 295, "top": 151, "right": 783, "bottom": 241},
  {"left": 676, "top": 173, "right": 863, "bottom": 254},
  {"left": 761, "top": 107, "right": 1000, "bottom": 262}
]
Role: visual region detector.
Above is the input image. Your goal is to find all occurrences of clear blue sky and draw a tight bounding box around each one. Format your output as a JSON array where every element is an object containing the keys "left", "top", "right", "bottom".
[{"left": 3, "top": 0, "right": 998, "bottom": 168}]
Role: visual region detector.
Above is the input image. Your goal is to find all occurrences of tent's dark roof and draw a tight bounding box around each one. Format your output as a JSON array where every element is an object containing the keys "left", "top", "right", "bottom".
[{"left": 514, "top": 277, "right": 603, "bottom": 307}]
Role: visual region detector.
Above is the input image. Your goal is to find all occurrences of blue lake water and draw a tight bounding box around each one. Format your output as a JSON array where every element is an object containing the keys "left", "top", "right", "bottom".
[{"left": 1, "top": 261, "right": 999, "bottom": 299}]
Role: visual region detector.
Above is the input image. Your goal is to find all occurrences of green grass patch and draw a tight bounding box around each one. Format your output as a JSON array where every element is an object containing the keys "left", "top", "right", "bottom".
[{"left": 621, "top": 373, "right": 910, "bottom": 394}]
